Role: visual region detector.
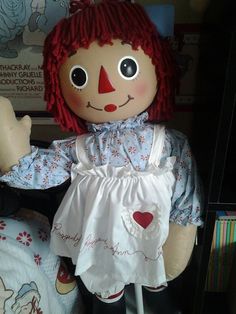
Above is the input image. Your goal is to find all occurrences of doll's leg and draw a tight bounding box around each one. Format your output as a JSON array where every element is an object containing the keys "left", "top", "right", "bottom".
[
  {"left": 62, "top": 259, "right": 94, "bottom": 314},
  {"left": 143, "top": 285, "right": 182, "bottom": 314},
  {"left": 76, "top": 274, "right": 126, "bottom": 314},
  {"left": 76, "top": 276, "right": 93, "bottom": 314},
  {"left": 93, "top": 290, "right": 126, "bottom": 314}
]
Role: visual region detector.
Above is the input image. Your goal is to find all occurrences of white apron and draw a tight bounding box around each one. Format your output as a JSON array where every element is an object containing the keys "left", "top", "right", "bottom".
[{"left": 50, "top": 125, "right": 176, "bottom": 298}]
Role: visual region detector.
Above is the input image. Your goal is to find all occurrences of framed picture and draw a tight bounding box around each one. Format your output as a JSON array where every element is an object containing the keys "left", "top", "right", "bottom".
[
  {"left": 172, "top": 24, "right": 201, "bottom": 112},
  {"left": 0, "top": 0, "right": 70, "bottom": 116}
]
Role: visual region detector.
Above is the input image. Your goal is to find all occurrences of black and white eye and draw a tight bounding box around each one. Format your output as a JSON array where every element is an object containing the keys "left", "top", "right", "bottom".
[
  {"left": 70, "top": 65, "right": 88, "bottom": 89},
  {"left": 118, "top": 56, "right": 139, "bottom": 80}
]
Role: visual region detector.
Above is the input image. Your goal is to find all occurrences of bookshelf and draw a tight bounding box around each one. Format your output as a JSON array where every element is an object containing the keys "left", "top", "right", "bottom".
[
  {"left": 206, "top": 212, "right": 236, "bottom": 293},
  {"left": 192, "top": 2, "right": 236, "bottom": 312}
]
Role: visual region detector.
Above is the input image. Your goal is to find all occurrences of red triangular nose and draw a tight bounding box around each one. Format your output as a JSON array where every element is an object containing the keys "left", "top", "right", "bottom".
[{"left": 98, "top": 66, "right": 115, "bottom": 94}]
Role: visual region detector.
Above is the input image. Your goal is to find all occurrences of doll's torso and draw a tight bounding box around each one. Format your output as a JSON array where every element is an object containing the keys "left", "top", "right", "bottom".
[
  {"left": 50, "top": 121, "right": 176, "bottom": 297},
  {"left": 0, "top": 112, "right": 202, "bottom": 229},
  {"left": 0, "top": 111, "right": 203, "bottom": 296}
]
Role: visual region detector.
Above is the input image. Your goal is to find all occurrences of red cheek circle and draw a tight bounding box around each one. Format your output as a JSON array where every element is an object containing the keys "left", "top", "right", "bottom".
[
  {"left": 134, "top": 82, "right": 148, "bottom": 97},
  {"left": 67, "top": 93, "right": 83, "bottom": 108}
]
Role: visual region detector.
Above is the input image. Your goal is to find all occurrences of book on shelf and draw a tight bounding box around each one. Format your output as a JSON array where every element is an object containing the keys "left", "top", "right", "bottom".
[{"left": 206, "top": 211, "right": 236, "bottom": 292}]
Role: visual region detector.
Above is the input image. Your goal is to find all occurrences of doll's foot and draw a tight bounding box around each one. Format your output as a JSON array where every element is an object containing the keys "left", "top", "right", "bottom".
[
  {"left": 144, "top": 286, "right": 183, "bottom": 314},
  {"left": 93, "top": 293, "right": 126, "bottom": 314}
]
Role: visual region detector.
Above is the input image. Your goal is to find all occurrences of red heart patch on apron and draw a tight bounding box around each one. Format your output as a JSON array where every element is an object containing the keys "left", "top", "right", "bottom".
[{"left": 133, "top": 211, "right": 154, "bottom": 229}]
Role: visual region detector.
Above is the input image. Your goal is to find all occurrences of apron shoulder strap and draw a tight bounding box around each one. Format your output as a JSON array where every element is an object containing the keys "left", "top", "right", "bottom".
[
  {"left": 75, "top": 135, "right": 92, "bottom": 168},
  {"left": 148, "top": 124, "right": 166, "bottom": 165}
]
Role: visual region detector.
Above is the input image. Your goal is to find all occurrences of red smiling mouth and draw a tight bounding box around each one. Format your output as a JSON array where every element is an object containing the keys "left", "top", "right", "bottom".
[{"left": 87, "top": 95, "right": 134, "bottom": 112}]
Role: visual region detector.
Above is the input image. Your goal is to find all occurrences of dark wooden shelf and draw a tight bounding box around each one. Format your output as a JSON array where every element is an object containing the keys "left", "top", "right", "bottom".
[{"left": 192, "top": 4, "right": 236, "bottom": 313}]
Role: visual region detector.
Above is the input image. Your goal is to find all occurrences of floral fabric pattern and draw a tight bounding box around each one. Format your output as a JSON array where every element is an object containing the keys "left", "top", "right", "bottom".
[
  {"left": 0, "top": 216, "right": 50, "bottom": 265},
  {"left": 16, "top": 231, "right": 33, "bottom": 246},
  {"left": 0, "top": 216, "right": 80, "bottom": 313}
]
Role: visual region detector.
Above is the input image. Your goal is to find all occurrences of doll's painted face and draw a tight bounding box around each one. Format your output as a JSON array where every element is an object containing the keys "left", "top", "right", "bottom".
[{"left": 59, "top": 39, "right": 157, "bottom": 123}]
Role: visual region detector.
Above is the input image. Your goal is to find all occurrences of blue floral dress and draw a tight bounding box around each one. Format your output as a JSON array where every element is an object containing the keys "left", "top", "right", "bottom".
[{"left": 0, "top": 112, "right": 203, "bottom": 297}]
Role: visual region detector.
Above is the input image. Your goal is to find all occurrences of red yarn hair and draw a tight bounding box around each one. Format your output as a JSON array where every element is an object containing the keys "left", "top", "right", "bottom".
[{"left": 43, "top": 0, "right": 176, "bottom": 134}]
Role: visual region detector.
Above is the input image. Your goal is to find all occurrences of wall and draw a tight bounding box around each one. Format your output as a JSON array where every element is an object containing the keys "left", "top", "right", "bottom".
[{"left": 138, "top": 0, "right": 206, "bottom": 23}]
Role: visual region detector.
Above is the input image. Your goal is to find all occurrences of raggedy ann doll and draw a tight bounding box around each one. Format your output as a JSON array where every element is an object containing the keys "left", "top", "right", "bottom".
[{"left": 0, "top": 1, "right": 203, "bottom": 313}]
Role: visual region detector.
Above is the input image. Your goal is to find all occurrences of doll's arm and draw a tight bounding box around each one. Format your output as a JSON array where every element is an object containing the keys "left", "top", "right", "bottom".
[
  {"left": 163, "top": 223, "right": 197, "bottom": 280},
  {"left": 161, "top": 129, "right": 203, "bottom": 280},
  {"left": 0, "top": 97, "right": 76, "bottom": 190},
  {"left": 0, "top": 137, "right": 76, "bottom": 190},
  {"left": 0, "top": 97, "right": 31, "bottom": 173}
]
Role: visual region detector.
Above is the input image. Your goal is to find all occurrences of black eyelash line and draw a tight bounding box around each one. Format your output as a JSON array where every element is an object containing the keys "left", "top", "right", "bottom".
[
  {"left": 71, "top": 84, "right": 82, "bottom": 91},
  {"left": 133, "top": 72, "right": 141, "bottom": 80}
]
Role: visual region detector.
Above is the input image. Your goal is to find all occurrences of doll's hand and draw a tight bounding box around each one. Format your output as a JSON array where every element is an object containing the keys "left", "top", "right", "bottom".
[{"left": 0, "top": 97, "right": 31, "bottom": 173}]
